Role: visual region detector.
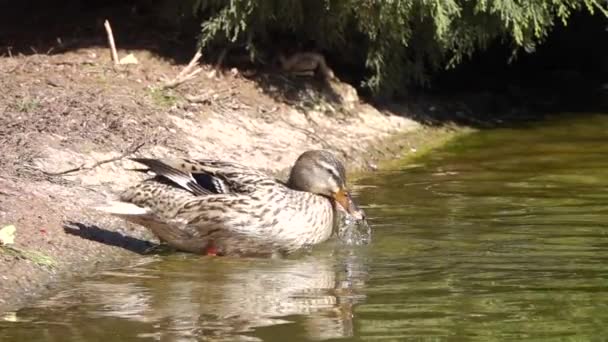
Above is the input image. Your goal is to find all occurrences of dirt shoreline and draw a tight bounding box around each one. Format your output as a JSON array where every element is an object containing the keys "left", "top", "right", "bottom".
[{"left": 0, "top": 48, "right": 462, "bottom": 314}]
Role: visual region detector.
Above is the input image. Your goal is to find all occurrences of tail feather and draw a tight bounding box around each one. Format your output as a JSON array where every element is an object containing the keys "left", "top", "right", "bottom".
[
  {"left": 94, "top": 201, "right": 151, "bottom": 216},
  {"left": 94, "top": 200, "right": 207, "bottom": 254}
]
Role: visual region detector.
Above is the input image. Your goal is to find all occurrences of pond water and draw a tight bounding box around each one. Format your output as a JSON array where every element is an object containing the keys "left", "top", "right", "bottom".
[{"left": 3, "top": 114, "right": 608, "bottom": 341}]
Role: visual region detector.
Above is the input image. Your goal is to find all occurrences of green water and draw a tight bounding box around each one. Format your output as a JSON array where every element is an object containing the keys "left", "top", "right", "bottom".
[{"left": 3, "top": 114, "right": 608, "bottom": 341}]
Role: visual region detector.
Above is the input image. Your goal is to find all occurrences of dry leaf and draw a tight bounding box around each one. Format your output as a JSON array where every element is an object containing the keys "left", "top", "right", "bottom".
[
  {"left": 119, "top": 53, "right": 139, "bottom": 65},
  {"left": 206, "top": 69, "right": 218, "bottom": 79},
  {"left": 0, "top": 225, "right": 16, "bottom": 245},
  {"left": 1, "top": 312, "right": 18, "bottom": 322}
]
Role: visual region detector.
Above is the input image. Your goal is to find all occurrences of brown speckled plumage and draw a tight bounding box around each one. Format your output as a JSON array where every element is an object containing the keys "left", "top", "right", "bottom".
[{"left": 97, "top": 150, "right": 364, "bottom": 257}]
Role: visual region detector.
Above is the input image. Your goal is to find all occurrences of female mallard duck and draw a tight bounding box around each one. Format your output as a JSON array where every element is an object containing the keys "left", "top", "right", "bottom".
[{"left": 97, "top": 150, "right": 366, "bottom": 257}]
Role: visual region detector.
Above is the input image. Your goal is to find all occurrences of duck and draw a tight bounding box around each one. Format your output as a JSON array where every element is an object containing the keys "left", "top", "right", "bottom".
[{"left": 96, "top": 150, "right": 366, "bottom": 257}]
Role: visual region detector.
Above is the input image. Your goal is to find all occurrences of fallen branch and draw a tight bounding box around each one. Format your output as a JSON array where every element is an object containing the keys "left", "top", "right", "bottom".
[
  {"left": 103, "top": 19, "right": 119, "bottom": 65},
  {"left": 179, "top": 49, "right": 203, "bottom": 79},
  {"left": 0, "top": 190, "right": 18, "bottom": 197},
  {"left": 184, "top": 92, "right": 213, "bottom": 104},
  {"left": 7, "top": 60, "right": 28, "bottom": 74},
  {"left": 163, "top": 49, "right": 203, "bottom": 89},
  {"left": 184, "top": 87, "right": 235, "bottom": 104},
  {"left": 277, "top": 117, "right": 332, "bottom": 149},
  {"left": 42, "top": 141, "right": 145, "bottom": 176}
]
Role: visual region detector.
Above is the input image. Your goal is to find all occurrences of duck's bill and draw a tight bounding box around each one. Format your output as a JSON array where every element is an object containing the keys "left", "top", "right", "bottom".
[{"left": 333, "top": 189, "right": 366, "bottom": 221}]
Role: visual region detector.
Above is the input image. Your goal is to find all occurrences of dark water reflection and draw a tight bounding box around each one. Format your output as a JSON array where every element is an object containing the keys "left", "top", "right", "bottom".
[{"left": 3, "top": 114, "right": 608, "bottom": 341}]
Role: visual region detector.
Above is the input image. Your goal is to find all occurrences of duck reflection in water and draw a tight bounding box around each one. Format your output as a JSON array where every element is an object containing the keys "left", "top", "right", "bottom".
[{"left": 26, "top": 250, "right": 368, "bottom": 341}]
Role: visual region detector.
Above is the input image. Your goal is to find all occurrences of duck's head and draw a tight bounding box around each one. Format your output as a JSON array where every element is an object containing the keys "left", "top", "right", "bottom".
[{"left": 287, "top": 150, "right": 365, "bottom": 220}]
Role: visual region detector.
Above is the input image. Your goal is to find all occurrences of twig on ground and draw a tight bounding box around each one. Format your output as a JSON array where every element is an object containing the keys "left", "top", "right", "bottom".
[
  {"left": 178, "top": 49, "right": 203, "bottom": 79},
  {"left": 184, "top": 91, "right": 214, "bottom": 104},
  {"left": 103, "top": 19, "right": 119, "bottom": 65},
  {"left": 7, "top": 60, "right": 27, "bottom": 74},
  {"left": 53, "top": 61, "right": 96, "bottom": 66},
  {"left": 0, "top": 190, "right": 18, "bottom": 197},
  {"left": 163, "top": 49, "right": 203, "bottom": 89},
  {"left": 184, "top": 86, "right": 235, "bottom": 104},
  {"left": 277, "top": 117, "right": 332, "bottom": 149},
  {"left": 41, "top": 141, "right": 145, "bottom": 176},
  {"left": 258, "top": 105, "right": 279, "bottom": 114}
]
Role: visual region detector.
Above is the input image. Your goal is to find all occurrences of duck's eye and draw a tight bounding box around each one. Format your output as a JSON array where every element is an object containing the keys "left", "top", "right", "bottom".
[{"left": 323, "top": 166, "right": 340, "bottom": 181}]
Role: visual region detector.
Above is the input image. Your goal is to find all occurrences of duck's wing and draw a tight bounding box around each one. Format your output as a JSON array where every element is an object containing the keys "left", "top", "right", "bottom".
[
  {"left": 96, "top": 179, "right": 279, "bottom": 255},
  {"left": 130, "top": 158, "right": 279, "bottom": 195}
]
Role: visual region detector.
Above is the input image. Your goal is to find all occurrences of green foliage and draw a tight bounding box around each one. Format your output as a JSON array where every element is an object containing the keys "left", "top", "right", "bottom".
[
  {"left": 148, "top": 88, "right": 179, "bottom": 108},
  {"left": 190, "top": 0, "right": 607, "bottom": 97},
  {"left": 15, "top": 95, "right": 41, "bottom": 113}
]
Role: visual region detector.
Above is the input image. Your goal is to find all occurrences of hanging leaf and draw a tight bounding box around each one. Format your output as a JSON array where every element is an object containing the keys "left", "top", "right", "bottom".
[{"left": 190, "top": 0, "right": 607, "bottom": 97}]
